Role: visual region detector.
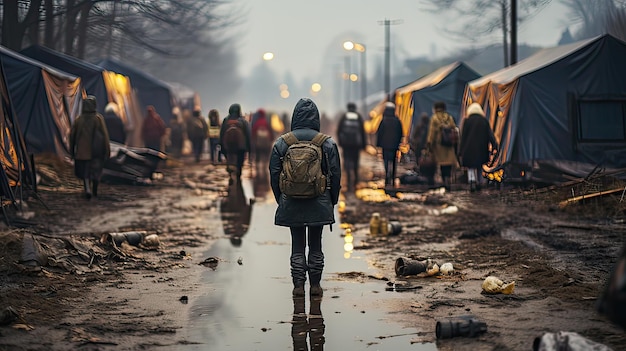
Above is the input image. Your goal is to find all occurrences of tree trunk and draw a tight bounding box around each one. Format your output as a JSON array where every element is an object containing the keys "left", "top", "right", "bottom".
[
  {"left": 501, "top": 0, "right": 509, "bottom": 67},
  {"left": 65, "top": 0, "right": 78, "bottom": 55},
  {"left": 75, "top": 2, "right": 94, "bottom": 59},
  {"left": 44, "top": 0, "right": 55, "bottom": 48},
  {"left": 2, "top": 0, "right": 22, "bottom": 49}
]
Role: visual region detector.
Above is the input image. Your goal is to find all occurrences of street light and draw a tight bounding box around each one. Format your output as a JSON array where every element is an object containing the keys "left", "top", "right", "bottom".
[{"left": 343, "top": 41, "right": 366, "bottom": 114}]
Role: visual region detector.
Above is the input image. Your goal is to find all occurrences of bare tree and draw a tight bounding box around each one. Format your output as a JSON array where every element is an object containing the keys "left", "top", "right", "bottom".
[
  {"left": 561, "top": 0, "right": 626, "bottom": 41},
  {"left": 419, "top": 0, "right": 551, "bottom": 66}
]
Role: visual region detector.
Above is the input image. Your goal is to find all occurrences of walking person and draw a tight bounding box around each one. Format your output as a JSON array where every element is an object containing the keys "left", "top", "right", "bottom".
[
  {"left": 219, "top": 103, "right": 251, "bottom": 181},
  {"left": 376, "top": 102, "right": 403, "bottom": 188},
  {"left": 207, "top": 109, "right": 223, "bottom": 164},
  {"left": 458, "top": 103, "right": 498, "bottom": 192},
  {"left": 168, "top": 107, "right": 185, "bottom": 159},
  {"left": 141, "top": 105, "right": 167, "bottom": 152},
  {"left": 426, "top": 101, "right": 459, "bottom": 190},
  {"left": 269, "top": 98, "right": 341, "bottom": 298},
  {"left": 250, "top": 108, "right": 274, "bottom": 179},
  {"left": 336, "top": 102, "right": 366, "bottom": 192},
  {"left": 187, "top": 109, "right": 208, "bottom": 162},
  {"left": 410, "top": 112, "right": 435, "bottom": 185},
  {"left": 69, "top": 95, "right": 111, "bottom": 199}
]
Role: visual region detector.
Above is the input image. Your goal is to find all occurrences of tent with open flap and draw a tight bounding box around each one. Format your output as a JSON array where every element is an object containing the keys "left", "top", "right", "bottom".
[
  {"left": 0, "top": 46, "right": 82, "bottom": 157},
  {"left": 20, "top": 45, "right": 144, "bottom": 146},
  {"left": 463, "top": 34, "right": 626, "bottom": 183}
]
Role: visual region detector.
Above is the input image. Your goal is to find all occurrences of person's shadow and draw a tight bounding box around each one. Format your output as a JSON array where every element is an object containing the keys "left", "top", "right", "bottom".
[
  {"left": 292, "top": 297, "right": 325, "bottom": 351},
  {"left": 220, "top": 178, "right": 253, "bottom": 247}
]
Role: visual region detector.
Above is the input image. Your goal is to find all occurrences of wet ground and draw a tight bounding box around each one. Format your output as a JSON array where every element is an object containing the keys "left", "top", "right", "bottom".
[{"left": 1, "top": 152, "right": 626, "bottom": 350}]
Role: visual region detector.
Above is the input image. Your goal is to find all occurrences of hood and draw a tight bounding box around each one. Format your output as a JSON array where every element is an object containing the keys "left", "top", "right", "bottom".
[
  {"left": 228, "top": 103, "right": 241, "bottom": 117},
  {"left": 466, "top": 102, "right": 485, "bottom": 117},
  {"left": 255, "top": 108, "right": 266, "bottom": 120},
  {"left": 290, "top": 98, "right": 320, "bottom": 131},
  {"left": 82, "top": 96, "right": 97, "bottom": 114}
]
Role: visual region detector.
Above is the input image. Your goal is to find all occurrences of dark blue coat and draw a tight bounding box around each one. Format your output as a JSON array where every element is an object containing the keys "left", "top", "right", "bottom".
[{"left": 269, "top": 98, "right": 341, "bottom": 227}]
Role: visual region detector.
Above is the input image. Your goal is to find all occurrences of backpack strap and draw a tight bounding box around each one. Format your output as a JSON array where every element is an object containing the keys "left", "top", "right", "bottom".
[
  {"left": 282, "top": 132, "right": 298, "bottom": 146},
  {"left": 311, "top": 132, "right": 330, "bottom": 147}
]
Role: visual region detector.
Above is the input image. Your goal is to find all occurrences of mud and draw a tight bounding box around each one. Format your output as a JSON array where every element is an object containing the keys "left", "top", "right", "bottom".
[{"left": 0, "top": 152, "right": 625, "bottom": 351}]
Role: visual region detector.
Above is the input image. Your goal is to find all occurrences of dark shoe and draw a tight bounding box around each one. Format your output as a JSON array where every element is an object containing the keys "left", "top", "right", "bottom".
[
  {"left": 310, "top": 284, "right": 323, "bottom": 297},
  {"left": 292, "top": 286, "right": 305, "bottom": 297},
  {"left": 84, "top": 192, "right": 92, "bottom": 200}
]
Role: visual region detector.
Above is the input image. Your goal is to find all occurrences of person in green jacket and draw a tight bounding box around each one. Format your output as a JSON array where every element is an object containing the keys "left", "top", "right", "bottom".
[{"left": 69, "top": 95, "right": 111, "bottom": 199}]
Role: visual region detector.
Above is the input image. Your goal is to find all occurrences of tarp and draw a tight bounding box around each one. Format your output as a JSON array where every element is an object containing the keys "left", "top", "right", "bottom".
[
  {"left": 0, "top": 46, "right": 82, "bottom": 156},
  {"left": 96, "top": 58, "right": 174, "bottom": 124},
  {"left": 20, "top": 45, "right": 144, "bottom": 146},
  {"left": 464, "top": 34, "right": 626, "bottom": 181},
  {"left": 0, "top": 54, "right": 36, "bottom": 206},
  {"left": 369, "top": 62, "right": 480, "bottom": 138}
]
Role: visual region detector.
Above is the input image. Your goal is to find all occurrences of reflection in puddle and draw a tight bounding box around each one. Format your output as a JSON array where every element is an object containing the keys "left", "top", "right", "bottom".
[
  {"left": 292, "top": 297, "right": 325, "bottom": 351},
  {"left": 220, "top": 179, "right": 252, "bottom": 247},
  {"left": 178, "top": 179, "right": 437, "bottom": 351}
]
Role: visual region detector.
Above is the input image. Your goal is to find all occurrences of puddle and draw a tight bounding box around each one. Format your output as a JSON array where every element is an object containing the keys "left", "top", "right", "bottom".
[{"left": 175, "top": 179, "right": 437, "bottom": 350}]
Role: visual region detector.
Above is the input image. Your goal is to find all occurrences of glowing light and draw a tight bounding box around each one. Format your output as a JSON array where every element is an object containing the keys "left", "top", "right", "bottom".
[
  {"left": 279, "top": 84, "right": 288, "bottom": 91},
  {"left": 343, "top": 41, "right": 355, "bottom": 51},
  {"left": 344, "top": 252, "right": 351, "bottom": 259},
  {"left": 343, "top": 243, "right": 354, "bottom": 251},
  {"left": 344, "top": 234, "right": 353, "bottom": 244},
  {"left": 311, "top": 83, "right": 322, "bottom": 93},
  {"left": 280, "top": 90, "right": 290, "bottom": 99},
  {"left": 350, "top": 73, "right": 358, "bottom": 82},
  {"left": 262, "top": 52, "right": 274, "bottom": 61}
]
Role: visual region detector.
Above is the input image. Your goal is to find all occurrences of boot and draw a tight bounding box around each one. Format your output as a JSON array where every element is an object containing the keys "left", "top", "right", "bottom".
[
  {"left": 83, "top": 179, "right": 92, "bottom": 199},
  {"left": 291, "top": 253, "right": 307, "bottom": 296},
  {"left": 92, "top": 180, "right": 99, "bottom": 197},
  {"left": 308, "top": 251, "right": 324, "bottom": 297},
  {"left": 469, "top": 181, "right": 476, "bottom": 193}
]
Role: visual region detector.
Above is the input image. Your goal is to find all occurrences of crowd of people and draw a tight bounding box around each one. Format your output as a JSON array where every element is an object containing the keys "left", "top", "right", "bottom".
[{"left": 69, "top": 94, "right": 498, "bottom": 301}]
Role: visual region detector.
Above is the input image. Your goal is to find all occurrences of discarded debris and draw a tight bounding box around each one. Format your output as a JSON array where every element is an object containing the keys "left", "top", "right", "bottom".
[
  {"left": 199, "top": 256, "right": 219, "bottom": 270},
  {"left": 481, "top": 276, "right": 515, "bottom": 294},
  {"left": 558, "top": 187, "right": 625, "bottom": 208},
  {"left": 440, "top": 262, "right": 454, "bottom": 275},
  {"left": 179, "top": 296, "right": 188, "bottom": 304},
  {"left": 237, "top": 257, "right": 243, "bottom": 265},
  {"left": 395, "top": 257, "right": 439, "bottom": 276},
  {"left": 0, "top": 306, "right": 18, "bottom": 325},
  {"left": 436, "top": 315, "right": 487, "bottom": 339},
  {"left": 533, "top": 331, "right": 614, "bottom": 351}
]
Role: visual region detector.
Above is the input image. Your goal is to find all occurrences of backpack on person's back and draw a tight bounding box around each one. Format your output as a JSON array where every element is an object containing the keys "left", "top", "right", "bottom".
[
  {"left": 279, "top": 132, "right": 330, "bottom": 199},
  {"left": 254, "top": 122, "right": 273, "bottom": 150},
  {"left": 222, "top": 118, "right": 246, "bottom": 152},
  {"left": 338, "top": 112, "right": 363, "bottom": 148}
]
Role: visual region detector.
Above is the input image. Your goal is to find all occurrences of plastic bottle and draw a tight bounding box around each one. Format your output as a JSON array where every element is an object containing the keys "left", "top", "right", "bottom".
[{"left": 369, "top": 213, "right": 380, "bottom": 235}]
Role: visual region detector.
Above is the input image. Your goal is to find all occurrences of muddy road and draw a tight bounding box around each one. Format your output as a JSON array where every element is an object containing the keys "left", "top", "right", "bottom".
[{"left": 1, "top": 153, "right": 625, "bottom": 351}]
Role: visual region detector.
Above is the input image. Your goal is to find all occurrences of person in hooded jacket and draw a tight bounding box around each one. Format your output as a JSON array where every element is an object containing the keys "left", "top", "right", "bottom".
[
  {"left": 269, "top": 98, "right": 341, "bottom": 298},
  {"left": 426, "top": 101, "right": 459, "bottom": 190},
  {"left": 458, "top": 103, "right": 498, "bottom": 192},
  {"left": 69, "top": 95, "right": 111, "bottom": 199},
  {"left": 376, "top": 102, "right": 404, "bottom": 187},
  {"left": 219, "top": 103, "right": 251, "bottom": 180},
  {"left": 251, "top": 108, "right": 274, "bottom": 179},
  {"left": 336, "top": 102, "right": 366, "bottom": 192},
  {"left": 141, "top": 105, "right": 166, "bottom": 151}
]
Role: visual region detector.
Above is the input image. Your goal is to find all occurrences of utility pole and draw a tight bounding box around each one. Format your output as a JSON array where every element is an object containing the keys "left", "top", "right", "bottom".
[
  {"left": 379, "top": 18, "right": 402, "bottom": 100},
  {"left": 510, "top": 0, "right": 518, "bottom": 65}
]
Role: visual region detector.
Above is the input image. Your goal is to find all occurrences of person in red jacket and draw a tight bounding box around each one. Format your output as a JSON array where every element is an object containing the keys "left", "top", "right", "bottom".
[
  {"left": 251, "top": 108, "right": 275, "bottom": 179},
  {"left": 141, "top": 105, "right": 166, "bottom": 152}
]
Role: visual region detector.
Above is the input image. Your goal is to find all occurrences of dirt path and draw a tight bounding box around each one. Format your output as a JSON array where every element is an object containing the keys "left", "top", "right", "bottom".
[{"left": 1, "top": 153, "right": 625, "bottom": 350}]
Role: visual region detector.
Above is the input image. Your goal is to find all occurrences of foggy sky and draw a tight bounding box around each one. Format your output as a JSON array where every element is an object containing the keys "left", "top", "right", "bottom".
[{"left": 232, "top": 0, "right": 569, "bottom": 82}]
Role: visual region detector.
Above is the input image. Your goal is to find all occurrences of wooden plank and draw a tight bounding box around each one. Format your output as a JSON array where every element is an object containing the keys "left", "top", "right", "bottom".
[{"left": 558, "top": 187, "right": 625, "bottom": 208}]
